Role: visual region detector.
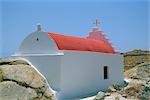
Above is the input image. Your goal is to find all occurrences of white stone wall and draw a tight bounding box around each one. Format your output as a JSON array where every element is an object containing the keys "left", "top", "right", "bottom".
[
  {"left": 18, "top": 31, "right": 59, "bottom": 54},
  {"left": 58, "top": 51, "right": 124, "bottom": 99},
  {"left": 22, "top": 51, "right": 124, "bottom": 99},
  {"left": 17, "top": 31, "right": 124, "bottom": 99},
  {"left": 23, "top": 55, "right": 62, "bottom": 91}
]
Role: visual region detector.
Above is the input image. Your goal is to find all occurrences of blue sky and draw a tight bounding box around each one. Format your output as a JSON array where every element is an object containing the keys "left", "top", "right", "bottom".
[{"left": 0, "top": 0, "right": 149, "bottom": 57}]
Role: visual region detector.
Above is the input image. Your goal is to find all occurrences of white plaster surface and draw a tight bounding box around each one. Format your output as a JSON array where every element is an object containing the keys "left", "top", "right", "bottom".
[{"left": 16, "top": 31, "right": 124, "bottom": 100}]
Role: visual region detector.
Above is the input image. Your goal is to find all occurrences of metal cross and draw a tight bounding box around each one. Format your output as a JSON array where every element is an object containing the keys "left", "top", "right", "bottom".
[{"left": 94, "top": 19, "right": 100, "bottom": 27}]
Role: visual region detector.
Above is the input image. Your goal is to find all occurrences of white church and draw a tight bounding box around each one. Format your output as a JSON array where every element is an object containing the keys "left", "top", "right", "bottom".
[{"left": 15, "top": 20, "right": 124, "bottom": 99}]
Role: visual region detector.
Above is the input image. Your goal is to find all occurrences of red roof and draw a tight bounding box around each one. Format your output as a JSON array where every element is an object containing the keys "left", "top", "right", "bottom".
[{"left": 48, "top": 32, "right": 116, "bottom": 54}]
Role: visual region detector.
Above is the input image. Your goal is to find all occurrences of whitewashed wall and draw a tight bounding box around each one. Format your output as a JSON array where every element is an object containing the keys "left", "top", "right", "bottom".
[
  {"left": 16, "top": 31, "right": 62, "bottom": 91},
  {"left": 24, "top": 55, "right": 62, "bottom": 91},
  {"left": 58, "top": 51, "right": 124, "bottom": 99},
  {"left": 18, "top": 31, "right": 59, "bottom": 54},
  {"left": 17, "top": 31, "right": 124, "bottom": 100}
]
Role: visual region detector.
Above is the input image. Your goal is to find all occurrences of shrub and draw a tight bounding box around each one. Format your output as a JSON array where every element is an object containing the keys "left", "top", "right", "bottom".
[
  {"left": 0, "top": 61, "right": 11, "bottom": 65},
  {"left": 105, "top": 88, "right": 112, "bottom": 93},
  {"left": 141, "top": 84, "right": 150, "bottom": 100},
  {"left": 113, "top": 84, "right": 121, "bottom": 91}
]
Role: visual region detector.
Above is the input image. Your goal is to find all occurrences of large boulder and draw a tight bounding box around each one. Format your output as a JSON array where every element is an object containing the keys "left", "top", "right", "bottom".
[
  {"left": 0, "top": 81, "right": 37, "bottom": 100},
  {"left": 0, "top": 57, "right": 55, "bottom": 100}
]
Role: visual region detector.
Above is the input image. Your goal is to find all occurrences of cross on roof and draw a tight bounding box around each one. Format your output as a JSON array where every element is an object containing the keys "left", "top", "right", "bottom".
[
  {"left": 37, "top": 23, "right": 42, "bottom": 31},
  {"left": 93, "top": 19, "right": 100, "bottom": 27}
]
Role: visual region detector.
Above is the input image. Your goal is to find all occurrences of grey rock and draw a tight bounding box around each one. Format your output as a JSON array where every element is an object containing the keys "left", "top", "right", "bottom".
[
  {"left": 0, "top": 64, "right": 47, "bottom": 88},
  {"left": 29, "top": 67, "right": 46, "bottom": 88},
  {"left": 94, "top": 91, "right": 105, "bottom": 100},
  {"left": 0, "top": 69, "right": 2, "bottom": 82},
  {"left": 44, "top": 86, "right": 54, "bottom": 98},
  {"left": 0, "top": 58, "right": 55, "bottom": 100},
  {"left": 0, "top": 65, "right": 34, "bottom": 85},
  {"left": 108, "top": 85, "right": 117, "bottom": 92},
  {"left": 0, "top": 81, "right": 37, "bottom": 100},
  {"left": 105, "top": 93, "right": 111, "bottom": 96},
  {"left": 122, "top": 93, "right": 127, "bottom": 98},
  {"left": 0, "top": 57, "right": 28, "bottom": 65}
]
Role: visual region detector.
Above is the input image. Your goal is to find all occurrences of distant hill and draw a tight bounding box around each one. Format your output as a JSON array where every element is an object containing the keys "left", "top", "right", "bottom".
[
  {"left": 123, "top": 49, "right": 150, "bottom": 71},
  {"left": 125, "top": 62, "right": 150, "bottom": 81}
]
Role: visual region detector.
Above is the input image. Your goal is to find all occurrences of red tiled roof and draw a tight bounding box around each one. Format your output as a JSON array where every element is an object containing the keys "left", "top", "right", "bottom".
[{"left": 48, "top": 32, "right": 116, "bottom": 54}]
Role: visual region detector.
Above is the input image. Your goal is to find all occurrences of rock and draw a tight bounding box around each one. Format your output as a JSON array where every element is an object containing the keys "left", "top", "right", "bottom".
[
  {"left": 0, "top": 64, "right": 47, "bottom": 88},
  {"left": 0, "top": 65, "right": 34, "bottom": 85},
  {"left": 0, "top": 69, "right": 3, "bottom": 82},
  {"left": 108, "top": 85, "right": 117, "bottom": 92},
  {"left": 39, "top": 96, "right": 51, "bottom": 100},
  {"left": 29, "top": 67, "right": 46, "bottom": 88},
  {"left": 44, "top": 86, "right": 55, "bottom": 98},
  {"left": 94, "top": 91, "right": 105, "bottom": 100},
  {"left": 105, "top": 93, "right": 111, "bottom": 96},
  {"left": 136, "top": 63, "right": 150, "bottom": 81},
  {"left": 0, "top": 57, "right": 29, "bottom": 65},
  {"left": 115, "top": 96, "right": 120, "bottom": 100},
  {"left": 105, "top": 93, "right": 126, "bottom": 100},
  {"left": 123, "top": 50, "right": 150, "bottom": 71},
  {"left": 0, "top": 81, "right": 37, "bottom": 100},
  {"left": 122, "top": 94, "right": 127, "bottom": 98},
  {"left": 0, "top": 58, "right": 55, "bottom": 100}
]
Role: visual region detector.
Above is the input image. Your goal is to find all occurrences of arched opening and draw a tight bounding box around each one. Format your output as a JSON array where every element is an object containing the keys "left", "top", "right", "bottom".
[{"left": 36, "top": 38, "right": 39, "bottom": 41}]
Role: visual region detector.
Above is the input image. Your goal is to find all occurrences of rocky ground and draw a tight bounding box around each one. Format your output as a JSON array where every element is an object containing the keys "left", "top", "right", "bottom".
[
  {"left": 93, "top": 62, "right": 150, "bottom": 100},
  {"left": 0, "top": 57, "right": 55, "bottom": 100},
  {"left": 123, "top": 49, "right": 150, "bottom": 71}
]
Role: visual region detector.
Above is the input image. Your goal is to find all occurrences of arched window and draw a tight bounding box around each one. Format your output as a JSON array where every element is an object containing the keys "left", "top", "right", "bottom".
[
  {"left": 104, "top": 66, "right": 108, "bottom": 79},
  {"left": 36, "top": 38, "right": 39, "bottom": 41}
]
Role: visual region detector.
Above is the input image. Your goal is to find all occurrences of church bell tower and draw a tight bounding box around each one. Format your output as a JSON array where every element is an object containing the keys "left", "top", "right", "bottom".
[{"left": 87, "top": 19, "right": 116, "bottom": 53}]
